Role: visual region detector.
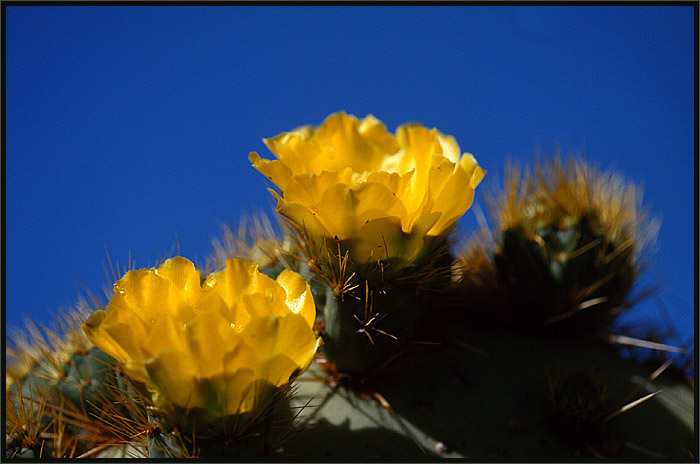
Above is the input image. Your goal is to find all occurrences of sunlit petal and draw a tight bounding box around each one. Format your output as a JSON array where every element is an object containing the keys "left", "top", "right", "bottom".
[
  {"left": 250, "top": 112, "right": 483, "bottom": 270},
  {"left": 83, "top": 256, "right": 319, "bottom": 416}
]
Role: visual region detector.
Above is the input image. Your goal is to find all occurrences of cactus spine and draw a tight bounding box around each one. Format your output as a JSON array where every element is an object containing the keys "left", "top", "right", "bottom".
[
  {"left": 460, "top": 155, "right": 658, "bottom": 335},
  {"left": 295, "top": 235, "right": 453, "bottom": 376},
  {"left": 5, "top": 307, "right": 143, "bottom": 458},
  {"left": 145, "top": 398, "right": 279, "bottom": 458}
]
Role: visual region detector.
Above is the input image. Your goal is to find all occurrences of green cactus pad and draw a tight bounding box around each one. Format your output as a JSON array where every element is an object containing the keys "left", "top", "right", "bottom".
[
  {"left": 7, "top": 364, "right": 60, "bottom": 430},
  {"left": 281, "top": 329, "right": 693, "bottom": 458},
  {"left": 494, "top": 213, "right": 636, "bottom": 333},
  {"left": 56, "top": 347, "right": 124, "bottom": 419},
  {"left": 321, "top": 283, "right": 421, "bottom": 374}
]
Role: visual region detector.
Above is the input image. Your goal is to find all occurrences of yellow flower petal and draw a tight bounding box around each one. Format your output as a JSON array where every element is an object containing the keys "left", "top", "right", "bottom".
[
  {"left": 429, "top": 153, "right": 486, "bottom": 235},
  {"left": 239, "top": 314, "right": 318, "bottom": 386},
  {"left": 144, "top": 349, "right": 204, "bottom": 408},
  {"left": 222, "top": 338, "right": 258, "bottom": 375},
  {"left": 252, "top": 114, "right": 483, "bottom": 267},
  {"left": 350, "top": 216, "right": 404, "bottom": 263},
  {"left": 114, "top": 267, "right": 194, "bottom": 325},
  {"left": 85, "top": 294, "right": 151, "bottom": 362},
  {"left": 193, "top": 288, "right": 233, "bottom": 324},
  {"left": 355, "top": 211, "right": 442, "bottom": 265},
  {"left": 428, "top": 158, "right": 457, "bottom": 200},
  {"left": 437, "top": 133, "right": 461, "bottom": 163},
  {"left": 249, "top": 152, "right": 293, "bottom": 191},
  {"left": 275, "top": 269, "right": 316, "bottom": 328},
  {"left": 358, "top": 114, "right": 400, "bottom": 154},
  {"left": 233, "top": 377, "right": 275, "bottom": 415},
  {"left": 222, "top": 369, "right": 258, "bottom": 414},
  {"left": 428, "top": 168, "right": 475, "bottom": 235},
  {"left": 257, "top": 338, "right": 321, "bottom": 387},
  {"left": 275, "top": 200, "right": 331, "bottom": 241},
  {"left": 154, "top": 257, "right": 201, "bottom": 294},
  {"left": 258, "top": 354, "right": 300, "bottom": 387},
  {"left": 83, "top": 310, "right": 143, "bottom": 364},
  {"left": 183, "top": 310, "right": 248, "bottom": 376},
  {"left": 310, "top": 183, "right": 358, "bottom": 239},
  {"left": 393, "top": 124, "right": 442, "bottom": 181},
  {"left": 83, "top": 256, "right": 319, "bottom": 417},
  {"left": 263, "top": 132, "right": 310, "bottom": 174},
  {"left": 241, "top": 293, "right": 286, "bottom": 322},
  {"left": 142, "top": 315, "right": 185, "bottom": 360},
  {"left": 283, "top": 168, "right": 353, "bottom": 206},
  {"left": 352, "top": 182, "right": 408, "bottom": 227},
  {"left": 468, "top": 156, "right": 487, "bottom": 188},
  {"left": 123, "top": 360, "right": 151, "bottom": 386},
  {"left": 202, "top": 258, "right": 261, "bottom": 309},
  {"left": 365, "top": 171, "right": 401, "bottom": 194},
  {"left": 309, "top": 112, "right": 388, "bottom": 173}
]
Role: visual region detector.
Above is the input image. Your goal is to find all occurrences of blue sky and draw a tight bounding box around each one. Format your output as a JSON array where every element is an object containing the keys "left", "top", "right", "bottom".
[{"left": 5, "top": 6, "right": 695, "bottom": 346}]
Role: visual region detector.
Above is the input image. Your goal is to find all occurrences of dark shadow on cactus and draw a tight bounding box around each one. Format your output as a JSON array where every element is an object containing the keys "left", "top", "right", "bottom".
[
  {"left": 371, "top": 329, "right": 694, "bottom": 458},
  {"left": 280, "top": 417, "right": 439, "bottom": 458},
  {"left": 280, "top": 362, "right": 447, "bottom": 458}
]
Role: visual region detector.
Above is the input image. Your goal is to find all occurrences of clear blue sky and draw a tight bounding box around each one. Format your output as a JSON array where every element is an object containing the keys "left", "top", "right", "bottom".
[{"left": 5, "top": 6, "right": 695, "bottom": 346}]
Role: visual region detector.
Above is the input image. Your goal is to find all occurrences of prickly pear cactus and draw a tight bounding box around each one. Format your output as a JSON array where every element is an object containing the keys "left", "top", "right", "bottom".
[
  {"left": 456, "top": 156, "right": 658, "bottom": 336},
  {"left": 5, "top": 144, "right": 693, "bottom": 461},
  {"left": 280, "top": 330, "right": 694, "bottom": 459},
  {"left": 494, "top": 211, "right": 635, "bottom": 332}
]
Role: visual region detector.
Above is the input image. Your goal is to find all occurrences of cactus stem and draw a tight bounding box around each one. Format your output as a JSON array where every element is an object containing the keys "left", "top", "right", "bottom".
[{"left": 350, "top": 282, "right": 398, "bottom": 347}]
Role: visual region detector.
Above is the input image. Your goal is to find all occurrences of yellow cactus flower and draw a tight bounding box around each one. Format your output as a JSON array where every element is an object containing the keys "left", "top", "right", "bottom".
[
  {"left": 82, "top": 256, "right": 320, "bottom": 416},
  {"left": 250, "top": 112, "right": 485, "bottom": 268}
]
